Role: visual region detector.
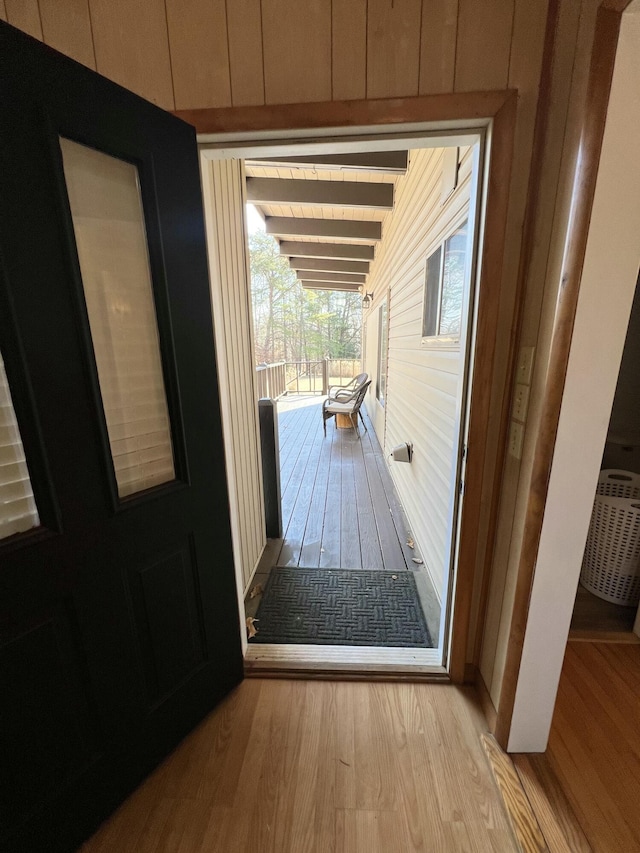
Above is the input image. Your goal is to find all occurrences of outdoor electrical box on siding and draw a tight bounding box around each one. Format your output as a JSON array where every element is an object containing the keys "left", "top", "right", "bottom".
[{"left": 390, "top": 442, "right": 413, "bottom": 463}]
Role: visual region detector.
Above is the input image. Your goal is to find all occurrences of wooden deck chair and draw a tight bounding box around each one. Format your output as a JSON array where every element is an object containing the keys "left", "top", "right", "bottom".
[
  {"left": 328, "top": 372, "right": 368, "bottom": 401},
  {"left": 322, "top": 380, "right": 371, "bottom": 437}
]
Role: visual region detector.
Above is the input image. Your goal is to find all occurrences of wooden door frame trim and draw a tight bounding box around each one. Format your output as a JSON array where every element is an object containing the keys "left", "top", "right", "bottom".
[
  {"left": 174, "top": 91, "right": 513, "bottom": 136},
  {"left": 494, "top": 3, "right": 624, "bottom": 747},
  {"left": 448, "top": 92, "right": 516, "bottom": 682},
  {"left": 472, "top": 0, "right": 560, "bottom": 670},
  {"left": 174, "top": 89, "right": 517, "bottom": 685}
]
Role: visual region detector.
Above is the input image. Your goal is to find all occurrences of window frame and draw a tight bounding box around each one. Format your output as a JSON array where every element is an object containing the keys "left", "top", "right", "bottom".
[
  {"left": 421, "top": 218, "right": 469, "bottom": 349},
  {"left": 376, "top": 298, "right": 388, "bottom": 407}
]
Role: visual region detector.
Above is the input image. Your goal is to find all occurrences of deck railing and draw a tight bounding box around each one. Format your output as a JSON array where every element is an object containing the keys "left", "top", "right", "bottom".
[
  {"left": 255, "top": 358, "right": 362, "bottom": 398},
  {"left": 327, "top": 359, "right": 362, "bottom": 382},
  {"left": 284, "top": 360, "right": 327, "bottom": 395},
  {"left": 255, "top": 361, "right": 287, "bottom": 399}
]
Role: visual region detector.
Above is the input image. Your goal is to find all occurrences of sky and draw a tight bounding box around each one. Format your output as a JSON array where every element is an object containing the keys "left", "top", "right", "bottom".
[{"left": 246, "top": 203, "right": 265, "bottom": 234}]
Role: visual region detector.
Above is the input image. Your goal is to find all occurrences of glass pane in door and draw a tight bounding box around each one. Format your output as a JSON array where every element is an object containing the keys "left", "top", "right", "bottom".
[
  {"left": 60, "top": 138, "right": 175, "bottom": 498},
  {"left": 0, "top": 352, "right": 39, "bottom": 538}
]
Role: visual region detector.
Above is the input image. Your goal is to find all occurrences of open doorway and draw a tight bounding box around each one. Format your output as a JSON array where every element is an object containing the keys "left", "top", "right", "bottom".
[
  {"left": 201, "top": 128, "right": 488, "bottom": 674},
  {"left": 570, "top": 273, "right": 640, "bottom": 639}
]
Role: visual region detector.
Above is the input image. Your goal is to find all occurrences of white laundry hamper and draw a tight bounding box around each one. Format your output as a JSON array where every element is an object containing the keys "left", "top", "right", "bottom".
[{"left": 580, "top": 469, "right": 640, "bottom": 606}]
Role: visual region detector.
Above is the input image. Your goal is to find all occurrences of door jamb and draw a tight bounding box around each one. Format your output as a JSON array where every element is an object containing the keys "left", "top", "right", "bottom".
[{"left": 178, "top": 91, "right": 517, "bottom": 683}]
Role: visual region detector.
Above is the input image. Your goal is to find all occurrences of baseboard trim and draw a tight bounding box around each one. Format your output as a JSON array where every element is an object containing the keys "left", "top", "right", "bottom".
[{"left": 568, "top": 629, "right": 640, "bottom": 644}]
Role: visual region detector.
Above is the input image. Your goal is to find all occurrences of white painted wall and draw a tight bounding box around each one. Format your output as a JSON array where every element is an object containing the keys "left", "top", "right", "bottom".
[{"left": 508, "top": 1, "right": 640, "bottom": 752}]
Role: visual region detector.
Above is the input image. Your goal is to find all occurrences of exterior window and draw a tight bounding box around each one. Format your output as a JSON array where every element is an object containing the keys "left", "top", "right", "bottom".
[
  {"left": 422, "top": 220, "right": 468, "bottom": 342},
  {"left": 376, "top": 300, "right": 388, "bottom": 405}
]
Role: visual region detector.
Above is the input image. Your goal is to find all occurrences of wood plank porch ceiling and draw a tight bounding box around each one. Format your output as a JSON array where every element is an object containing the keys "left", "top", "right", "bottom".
[{"left": 245, "top": 153, "right": 408, "bottom": 293}]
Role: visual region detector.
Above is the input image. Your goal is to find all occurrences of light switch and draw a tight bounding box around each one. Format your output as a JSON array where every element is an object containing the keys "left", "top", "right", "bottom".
[
  {"left": 516, "top": 346, "right": 535, "bottom": 386},
  {"left": 513, "top": 383, "right": 530, "bottom": 422},
  {"left": 508, "top": 421, "right": 524, "bottom": 459}
]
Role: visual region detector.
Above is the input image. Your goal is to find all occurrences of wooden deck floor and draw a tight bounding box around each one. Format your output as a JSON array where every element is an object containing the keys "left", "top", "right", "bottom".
[{"left": 274, "top": 397, "right": 417, "bottom": 571}]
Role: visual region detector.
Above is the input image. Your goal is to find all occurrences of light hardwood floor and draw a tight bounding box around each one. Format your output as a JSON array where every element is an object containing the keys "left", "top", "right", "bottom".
[
  {"left": 543, "top": 642, "right": 640, "bottom": 853},
  {"left": 80, "top": 680, "right": 515, "bottom": 852},
  {"left": 510, "top": 753, "right": 592, "bottom": 853}
]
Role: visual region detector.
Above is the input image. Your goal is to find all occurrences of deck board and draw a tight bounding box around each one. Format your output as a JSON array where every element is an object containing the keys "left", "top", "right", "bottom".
[
  {"left": 299, "top": 428, "right": 333, "bottom": 568},
  {"left": 353, "top": 444, "right": 385, "bottom": 569},
  {"left": 340, "top": 438, "right": 362, "bottom": 568},
  {"left": 279, "top": 413, "right": 325, "bottom": 566},
  {"left": 279, "top": 402, "right": 317, "bottom": 495},
  {"left": 274, "top": 398, "right": 411, "bottom": 571},
  {"left": 320, "top": 427, "right": 342, "bottom": 568},
  {"left": 280, "top": 409, "right": 318, "bottom": 521},
  {"left": 361, "top": 434, "right": 408, "bottom": 570},
  {"left": 366, "top": 429, "right": 422, "bottom": 568}
]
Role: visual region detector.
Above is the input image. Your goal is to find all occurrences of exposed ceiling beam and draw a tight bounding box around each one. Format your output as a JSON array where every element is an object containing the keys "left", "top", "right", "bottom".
[
  {"left": 289, "top": 257, "right": 370, "bottom": 274},
  {"left": 296, "top": 271, "right": 366, "bottom": 285},
  {"left": 279, "top": 241, "right": 375, "bottom": 261},
  {"left": 247, "top": 151, "right": 409, "bottom": 173},
  {"left": 301, "top": 281, "right": 362, "bottom": 293},
  {"left": 246, "top": 177, "right": 393, "bottom": 209},
  {"left": 266, "top": 217, "right": 381, "bottom": 241}
]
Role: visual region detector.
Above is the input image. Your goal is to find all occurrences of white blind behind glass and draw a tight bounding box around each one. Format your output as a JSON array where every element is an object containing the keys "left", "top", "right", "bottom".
[
  {"left": 60, "top": 138, "right": 175, "bottom": 498},
  {"left": 0, "top": 353, "right": 39, "bottom": 538}
]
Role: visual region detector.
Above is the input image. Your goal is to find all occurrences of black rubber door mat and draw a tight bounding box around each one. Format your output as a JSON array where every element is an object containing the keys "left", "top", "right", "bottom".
[{"left": 249, "top": 567, "right": 433, "bottom": 647}]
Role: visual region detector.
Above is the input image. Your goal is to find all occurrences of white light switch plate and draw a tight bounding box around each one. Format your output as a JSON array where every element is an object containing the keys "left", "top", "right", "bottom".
[
  {"left": 509, "top": 421, "right": 524, "bottom": 459},
  {"left": 513, "top": 383, "right": 530, "bottom": 422},
  {"left": 516, "top": 346, "right": 535, "bottom": 386}
]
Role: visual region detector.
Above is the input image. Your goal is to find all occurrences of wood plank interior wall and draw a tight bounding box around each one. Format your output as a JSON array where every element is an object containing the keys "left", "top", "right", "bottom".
[
  {"left": 202, "top": 159, "right": 266, "bottom": 593},
  {"left": 363, "top": 147, "right": 472, "bottom": 598},
  {"left": 6, "top": 0, "right": 600, "bottom": 721},
  {"left": 5, "top": 0, "right": 539, "bottom": 108}
]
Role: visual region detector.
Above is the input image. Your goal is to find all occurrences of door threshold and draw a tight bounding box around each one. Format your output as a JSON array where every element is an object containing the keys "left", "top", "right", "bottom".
[{"left": 244, "top": 643, "right": 447, "bottom": 679}]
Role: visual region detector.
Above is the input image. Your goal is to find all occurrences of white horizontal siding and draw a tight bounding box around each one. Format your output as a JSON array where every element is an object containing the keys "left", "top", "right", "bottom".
[
  {"left": 204, "top": 159, "right": 266, "bottom": 593},
  {"left": 364, "top": 147, "right": 472, "bottom": 596}
]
